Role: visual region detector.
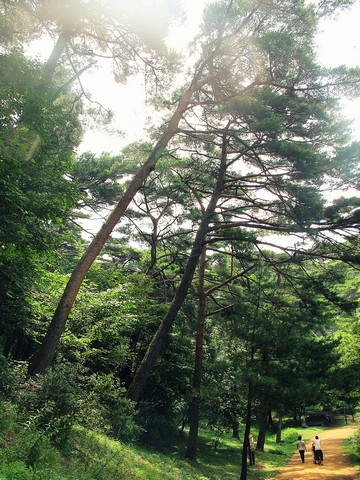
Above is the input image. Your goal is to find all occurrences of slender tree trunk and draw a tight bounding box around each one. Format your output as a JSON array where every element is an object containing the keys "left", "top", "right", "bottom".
[
  {"left": 240, "top": 383, "right": 253, "bottom": 480},
  {"left": 276, "top": 414, "right": 283, "bottom": 444},
  {"left": 186, "top": 247, "right": 207, "bottom": 461},
  {"left": 257, "top": 349, "right": 269, "bottom": 451},
  {"left": 256, "top": 407, "right": 268, "bottom": 451},
  {"left": 28, "top": 79, "right": 200, "bottom": 375},
  {"left": 126, "top": 132, "right": 229, "bottom": 402},
  {"left": 180, "top": 410, "right": 188, "bottom": 433},
  {"left": 293, "top": 405, "right": 298, "bottom": 422},
  {"left": 232, "top": 420, "right": 240, "bottom": 439},
  {"left": 43, "top": 29, "right": 71, "bottom": 83},
  {"left": 125, "top": 186, "right": 221, "bottom": 401}
]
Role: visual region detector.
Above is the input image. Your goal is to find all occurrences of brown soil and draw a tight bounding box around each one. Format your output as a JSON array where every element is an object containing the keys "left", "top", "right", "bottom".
[{"left": 269, "top": 424, "right": 360, "bottom": 480}]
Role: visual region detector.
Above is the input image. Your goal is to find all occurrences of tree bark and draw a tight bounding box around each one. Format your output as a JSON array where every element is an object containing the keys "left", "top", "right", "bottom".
[
  {"left": 240, "top": 383, "right": 253, "bottom": 480},
  {"left": 256, "top": 407, "right": 268, "bottom": 451},
  {"left": 186, "top": 247, "right": 207, "bottom": 461},
  {"left": 232, "top": 420, "right": 240, "bottom": 439},
  {"left": 126, "top": 132, "right": 229, "bottom": 402},
  {"left": 43, "top": 29, "right": 70, "bottom": 83},
  {"left": 276, "top": 414, "right": 283, "bottom": 444},
  {"left": 28, "top": 79, "right": 200, "bottom": 375}
]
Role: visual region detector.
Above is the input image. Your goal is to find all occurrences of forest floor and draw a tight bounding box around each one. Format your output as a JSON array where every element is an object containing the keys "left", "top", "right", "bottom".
[{"left": 269, "top": 423, "right": 359, "bottom": 480}]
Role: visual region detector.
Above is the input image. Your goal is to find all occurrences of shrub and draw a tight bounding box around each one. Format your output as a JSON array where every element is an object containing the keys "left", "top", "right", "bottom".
[
  {"left": 349, "top": 429, "right": 360, "bottom": 460},
  {"left": 0, "top": 400, "right": 19, "bottom": 440},
  {"left": 86, "top": 373, "right": 143, "bottom": 442},
  {"left": 16, "top": 361, "right": 83, "bottom": 448},
  {"left": 0, "top": 355, "right": 27, "bottom": 398},
  {"left": 0, "top": 460, "right": 34, "bottom": 480},
  {"left": 281, "top": 428, "right": 299, "bottom": 444}
]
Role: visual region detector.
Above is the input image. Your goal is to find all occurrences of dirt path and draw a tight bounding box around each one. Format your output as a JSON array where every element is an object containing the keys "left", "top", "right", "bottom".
[{"left": 269, "top": 424, "right": 360, "bottom": 480}]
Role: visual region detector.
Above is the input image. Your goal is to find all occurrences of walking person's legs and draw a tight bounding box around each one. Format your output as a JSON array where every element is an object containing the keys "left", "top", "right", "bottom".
[{"left": 314, "top": 450, "right": 320, "bottom": 464}]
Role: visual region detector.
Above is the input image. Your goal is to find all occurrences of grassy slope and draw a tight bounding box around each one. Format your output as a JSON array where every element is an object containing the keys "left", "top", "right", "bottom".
[{"left": 0, "top": 419, "right": 325, "bottom": 480}]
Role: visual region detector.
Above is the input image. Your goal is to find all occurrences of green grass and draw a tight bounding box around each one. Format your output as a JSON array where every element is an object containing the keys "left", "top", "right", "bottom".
[
  {"left": 0, "top": 418, "right": 329, "bottom": 480},
  {"left": 171, "top": 426, "right": 327, "bottom": 480},
  {"left": 343, "top": 426, "right": 360, "bottom": 471}
]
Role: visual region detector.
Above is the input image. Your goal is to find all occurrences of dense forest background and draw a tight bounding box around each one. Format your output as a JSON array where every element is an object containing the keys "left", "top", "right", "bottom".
[{"left": 0, "top": 0, "right": 359, "bottom": 479}]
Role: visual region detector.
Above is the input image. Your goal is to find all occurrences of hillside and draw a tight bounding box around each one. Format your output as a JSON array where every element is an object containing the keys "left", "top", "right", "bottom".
[{"left": 1, "top": 405, "right": 358, "bottom": 480}]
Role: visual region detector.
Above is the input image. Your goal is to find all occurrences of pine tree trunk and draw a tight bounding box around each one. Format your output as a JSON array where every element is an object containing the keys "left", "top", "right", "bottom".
[
  {"left": 186, "top": 247, "right": 207, "bottom": 461},
  {"left": 126, "top": 133, "right": 229, "bottom": 402},
  {"left": 276, "top": 415, "right": 283, "bottom": 444},
  {"left": 43, "top": 30, "right": 70, "bottom": 83},
  {"left": 28, "top": 80, "right": 200, "bottom": 375},
  {"left": 240, "top": 383, "right": 253, "bottom": 480},
  {"left": 232, "top": 420, "right": 240, "bottom": 439},
  {"left": 125, "top": 193, "right": 219, "bottom": 401},
  {"left": 256, "top": 407, "right": 268, "bottom": 451}
]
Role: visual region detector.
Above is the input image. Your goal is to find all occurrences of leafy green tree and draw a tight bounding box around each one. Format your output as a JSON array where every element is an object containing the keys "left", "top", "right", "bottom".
[
  {"left": 126, "top": 128, "right": 231, "bottom": 401},
  {"left": 202, "top": 257, "right": 344, "bottom": 479},
  {"left": 326, "top": 262, "right": 360, "bottom": 415},
  {"left": 125, "top": 0, "right": 360, "bottom": 410},
  {"left": 0, "top": 6, "right": 176, "bottom": 366},
  {"left": 30, "top": 0, "right": 360, "bottom": 384},
  {"left": 0, "top": 50, "right": 83, "bottom": 356},
  {"left": 0, "top": 50, "right": 136, "bottom": 360}
]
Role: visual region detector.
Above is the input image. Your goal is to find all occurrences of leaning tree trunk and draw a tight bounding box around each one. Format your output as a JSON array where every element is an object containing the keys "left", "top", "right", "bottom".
[
  {"left": 186, "top": 247, "right": 207, "bottom": 461},
  {"left": 28, "top": 79, "right": 201, "bottom": 375},
  {"left": 126, "top": 133, "right": 229, "bottom": 402},
  {"left": 43, "top": 29, "right": 71, "bottom": 83}
]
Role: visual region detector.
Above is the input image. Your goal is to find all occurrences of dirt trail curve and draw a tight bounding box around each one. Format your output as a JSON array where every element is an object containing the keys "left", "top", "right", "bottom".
[{"left": 269, "top": 424, "right": 360, "bottom": 480}]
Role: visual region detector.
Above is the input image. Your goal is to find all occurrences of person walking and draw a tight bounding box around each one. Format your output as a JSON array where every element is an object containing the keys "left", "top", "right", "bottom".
[
  {"left": 296, "top": 435, "right": 307, "bottom": 463},
  {"left": 248, "top": 434, "right": 255, "bottom": 466},
  {"left": 313, "top": 435, "right": 323, "bottom": 465}
]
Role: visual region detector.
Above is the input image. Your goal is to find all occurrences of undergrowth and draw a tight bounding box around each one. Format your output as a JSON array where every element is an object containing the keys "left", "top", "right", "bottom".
[
  {"left": 0, "top": 400, "right": 340, "bottom": 480},
  {"left": 344, "top": 427, "right": 360, "bottom": 470}
]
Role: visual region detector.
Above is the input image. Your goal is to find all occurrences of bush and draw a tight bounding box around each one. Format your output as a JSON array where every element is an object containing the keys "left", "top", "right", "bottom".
[
  {"left": 15, "top": 363, "right": 142, "bottom": 447},
  {"left": 0, "top": 460, "right": 34, "bottom": 480},
  {"left": 136, "top": 402, "right": 181, "bottom": 449},
  {"left": 0, "top": 401, "right": 59, "bottom": 472},
  {"left": 348, "top": 429, "right": 360, "bottom": 460},
  {"left": 281, "top": 428, "right": 299, "bottom": 444},
  {"left": 16, "top": 361, "right": 83, "bottom": 448},
  {"left": 0, "top": 355, "right": 27, "bottom": 398},
  {"left": 0, "top": 400, "right": 18, "bottom": 440},
  {"left": 86, "top": 373, "right": 143, "bottom": 442}
]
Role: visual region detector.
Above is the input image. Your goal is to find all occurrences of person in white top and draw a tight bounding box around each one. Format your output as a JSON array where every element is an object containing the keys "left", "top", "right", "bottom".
[
  {"left": 312, "top": 435, "right": 323, "bottom": 464},
  {"left": 296, "top": 435, "right": 307, "bottom": 463}
]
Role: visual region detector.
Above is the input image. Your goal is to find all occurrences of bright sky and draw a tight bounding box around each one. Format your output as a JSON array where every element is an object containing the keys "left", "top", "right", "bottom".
[
  {"left": 26, "top": 1, "right": 360, "bottom": 157},
  {"left": 78, "top": 0, "right": 209, "bottom": 154},
  {"left": 316, "top": 2, "right": 360, "bottom": 140},
  {"left": 77, "top": 0, "right": 360, "bottom": 155}
]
